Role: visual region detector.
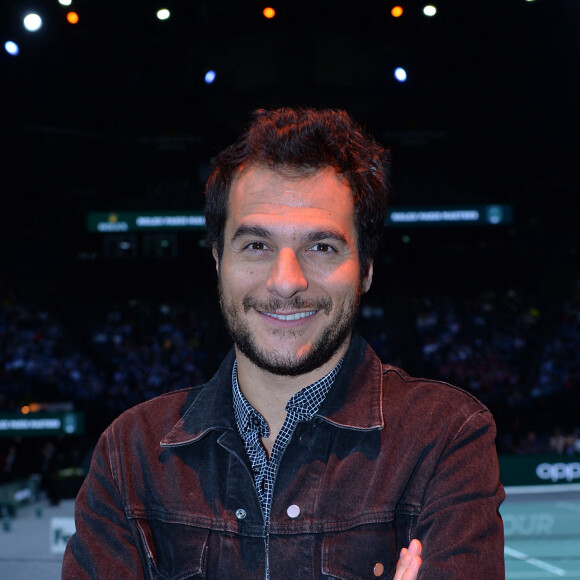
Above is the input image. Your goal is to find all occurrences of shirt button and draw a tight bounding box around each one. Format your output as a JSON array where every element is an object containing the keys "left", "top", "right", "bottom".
[
  {"left": 373, "top": 562, "right": 385, "bottom": 577},
  {"left": 235, "top": 508, "right": 247, "bottom": 520},
  {"left": 286, "top": 504, "right": 300, "bottom": 518}
]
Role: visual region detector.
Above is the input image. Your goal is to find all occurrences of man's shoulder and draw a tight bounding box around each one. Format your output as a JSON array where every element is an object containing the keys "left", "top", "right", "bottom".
[
  {"left": 380, "top": 363, "right": 492, "bottom": 420},
  {"left": 107, "top": 384, "right": 207, "bottom": 440},
  {"left": 106, "top": 350, "right": 237, "bottom": 442},
  {"left": 128, "top": 383, "right": 206, "bottom": 413}
]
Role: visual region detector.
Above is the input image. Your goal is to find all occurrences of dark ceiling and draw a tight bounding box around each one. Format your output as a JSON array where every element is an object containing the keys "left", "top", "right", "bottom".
[{"left": 0, "top": 0, "right": 578, "bottom": 297}]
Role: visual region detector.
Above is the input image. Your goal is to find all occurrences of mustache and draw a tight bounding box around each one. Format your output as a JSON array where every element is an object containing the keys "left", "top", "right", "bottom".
[{"left": 242, "top": 295, "right": 332, "bottom": 315}]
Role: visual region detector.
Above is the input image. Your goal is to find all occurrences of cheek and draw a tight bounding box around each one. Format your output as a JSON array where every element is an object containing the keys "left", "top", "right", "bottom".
[
  {"left": 316, "top": 264, "right": 361, "bottom": 294},
  {"left": 223, "top": 265, "right": 260, "bottom": 297}
]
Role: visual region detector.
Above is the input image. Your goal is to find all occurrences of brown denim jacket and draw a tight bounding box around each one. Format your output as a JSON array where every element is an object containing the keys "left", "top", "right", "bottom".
[{"left": 63, "top": 332, "right": 505, "bottom": 579}]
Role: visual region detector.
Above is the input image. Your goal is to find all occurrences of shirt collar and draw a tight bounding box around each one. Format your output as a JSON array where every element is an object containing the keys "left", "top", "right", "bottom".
[
  {"left": 160, "top": 332, "right": 384, "bottom": 448},
  {"left": 232, "top": 358, "right": 344, "bottom": 439}
]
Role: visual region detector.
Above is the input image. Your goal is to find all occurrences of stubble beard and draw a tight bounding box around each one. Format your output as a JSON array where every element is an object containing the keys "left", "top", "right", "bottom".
[{"left": 218, "top": 276, "right": 362, "bottom": 377}]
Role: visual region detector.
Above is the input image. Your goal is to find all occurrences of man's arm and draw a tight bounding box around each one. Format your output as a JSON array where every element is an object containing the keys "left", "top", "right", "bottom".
[
  {"left": 62, "top": 429, "right": 145, "bottom": 578},
  {"left": 413, "top": 408, "right": 505, "bottom": 578}
]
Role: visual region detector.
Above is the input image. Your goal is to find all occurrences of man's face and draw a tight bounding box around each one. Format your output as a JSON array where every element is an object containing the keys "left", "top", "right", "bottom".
[{"left": 214, "top": 165, "right": 373, "bottom": 377}]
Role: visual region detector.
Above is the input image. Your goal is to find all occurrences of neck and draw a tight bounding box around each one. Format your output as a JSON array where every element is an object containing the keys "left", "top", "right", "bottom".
[{"left": 235, "top": 337, "right": 350, "bottom": 442}]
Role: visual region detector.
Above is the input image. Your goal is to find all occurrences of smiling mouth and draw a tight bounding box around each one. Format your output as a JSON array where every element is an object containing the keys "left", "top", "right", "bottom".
[
  {"left": 261, "top": 311, "right": 316, "bottom": 321},
  {"left": 243, "top": 295, "right": 332, "bottom": 316}
]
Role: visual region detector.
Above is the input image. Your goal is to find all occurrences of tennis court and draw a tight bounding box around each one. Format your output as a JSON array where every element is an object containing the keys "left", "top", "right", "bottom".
[{"left": 503, "top": 484, "right": 580, "bottom": 578}]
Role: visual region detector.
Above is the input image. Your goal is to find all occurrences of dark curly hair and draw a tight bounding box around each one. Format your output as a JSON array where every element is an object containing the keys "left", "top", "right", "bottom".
[{"left": 204, "top": 107, "right": 390, "bottom": 272}]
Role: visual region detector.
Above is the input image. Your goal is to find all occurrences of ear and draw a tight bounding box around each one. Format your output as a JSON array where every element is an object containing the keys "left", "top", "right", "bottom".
[
  {"left": 212, "top": 245, "right": 220, "bottom": 273},
  {"left": 361, "top": 261, "right": 373, "bottom": 294}
]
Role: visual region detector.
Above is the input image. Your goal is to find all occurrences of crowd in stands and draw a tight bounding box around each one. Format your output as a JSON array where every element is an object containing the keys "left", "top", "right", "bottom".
[
  {"left": 1, "top": 280, "right": 579, "bottom": 486},
  {"left": 405, "top": 284, "right": 580, "bottom": 454}
]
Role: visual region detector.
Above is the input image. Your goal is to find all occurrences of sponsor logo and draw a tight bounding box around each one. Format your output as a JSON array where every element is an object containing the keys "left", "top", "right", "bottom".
[
  {"left": 536, "top": 462, "right": 580, "bottom": 482},
  {"left": 503, "top": 513, "right": 554, "bottom": 537}
]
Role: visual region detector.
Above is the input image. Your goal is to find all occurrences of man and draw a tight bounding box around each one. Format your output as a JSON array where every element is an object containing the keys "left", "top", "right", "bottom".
[{"left": 63, "top": 108, "right": 504, "bottom": 578}]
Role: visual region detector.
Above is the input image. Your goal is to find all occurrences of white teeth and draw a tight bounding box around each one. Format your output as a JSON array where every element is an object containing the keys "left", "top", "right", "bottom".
[{"left": 263, "top": 311, "right": 316, "bottom": 321}]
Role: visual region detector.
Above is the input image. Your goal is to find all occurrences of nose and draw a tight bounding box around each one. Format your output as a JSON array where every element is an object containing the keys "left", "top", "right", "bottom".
[{"left": 266, "top": 247, "right": 308, "bottom": 298}]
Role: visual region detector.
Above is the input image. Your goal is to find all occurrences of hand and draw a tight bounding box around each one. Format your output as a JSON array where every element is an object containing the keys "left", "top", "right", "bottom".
[{"left": 393, "top": 539, "right": 422, "bottom": 580}]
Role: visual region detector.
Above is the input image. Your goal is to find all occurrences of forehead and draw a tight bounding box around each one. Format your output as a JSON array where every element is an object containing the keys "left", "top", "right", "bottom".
[{"left": 226, "top": 165, "right": 355, "bottom": 231}]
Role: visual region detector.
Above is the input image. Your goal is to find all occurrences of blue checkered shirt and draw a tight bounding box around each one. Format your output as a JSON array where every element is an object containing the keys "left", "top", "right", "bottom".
[{"left": 232, "top": 359, "right": 343, "bottom": 523}]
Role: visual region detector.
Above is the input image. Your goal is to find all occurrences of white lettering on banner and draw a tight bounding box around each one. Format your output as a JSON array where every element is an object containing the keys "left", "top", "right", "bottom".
[
  {"left": 536, "top": 462, "right": 580, "bottom": 482},
  {"left": 135, "top": 215, "right": 206, "bottom": 227},
  {"left": 503, "top": 513, "right": 555, "bottom": 537},
  {"left": 50, "top": 517, "right": 76, "bottom": 555},
  {"left": 0, "top": 418, "right": 62, "bottom": 431},
  {"left": 97, "top": 222, "right": 129, "bottom": 232},
  {"left": 390, "top": 210, "right": 480, "bottom": 223}
]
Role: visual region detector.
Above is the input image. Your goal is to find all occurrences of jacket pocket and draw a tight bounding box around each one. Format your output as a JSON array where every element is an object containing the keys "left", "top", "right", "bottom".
[
  {"left": 134, "top": 517, "right": 209, "bottom": 580},
  {"left": 321, "top": 521, "right": 396, "bottom": 580}
]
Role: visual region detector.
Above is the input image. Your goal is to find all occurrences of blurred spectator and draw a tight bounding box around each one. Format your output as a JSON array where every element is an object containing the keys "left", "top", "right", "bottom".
[{"left": 1, "top": 278, "right": 578, "bottom": 483}]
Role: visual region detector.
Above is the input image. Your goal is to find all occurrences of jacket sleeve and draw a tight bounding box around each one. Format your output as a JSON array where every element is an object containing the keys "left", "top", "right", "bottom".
[
  {"left": 62, "top": 427, "right": 147, "bottom": 579},
  {"left": 415, "top": 408, "right": 505, "bottom": 579}
]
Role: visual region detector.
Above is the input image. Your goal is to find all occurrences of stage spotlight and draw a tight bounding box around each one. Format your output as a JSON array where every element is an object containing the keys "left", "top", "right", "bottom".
[
  {"left": 263, "top": 7, "right": 276, "bottom": 19},
  {"left": 5, "top": 41, "right": 19, "bottom": 55},
  {"left": 58, "top": 0, "right": 72, "bottom": 5},
  {"left": 423, "top": 5, "right": 437, "bottom": 16},
  {"left": 24, "top": 13, "right": 43, "bottom": 32},
  {"left": 394, "top": 67, "right": 407, "bottom": 82},
  {"left": 205, "top": 70, "right": 216, "bottom": 84},
  {"left": 157, "top": 9, "right": 170, "bottom": 20},
  {"left": 67, "top": 11, "right": 79, "bottom": 24},
  {"left": 391, "top": 6, "right": 403, "bottom": 17}
]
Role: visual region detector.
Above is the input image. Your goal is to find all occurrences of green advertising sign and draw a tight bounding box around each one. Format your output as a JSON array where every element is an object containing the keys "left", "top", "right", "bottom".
[
  {"left": 87, "top": 205, "right": 513, "bottom": 233},
  {"left": 499, "top": 454, "right": 580, "bottom": 487},
  {"left": 0, "top": 412, "right": 85, "bottom": 438},
  {"left": 86, "top": 211, "right": 206, "bottom": 233}
]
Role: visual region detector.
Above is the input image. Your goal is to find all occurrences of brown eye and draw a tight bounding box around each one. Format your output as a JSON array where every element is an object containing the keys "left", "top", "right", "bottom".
[
  {"left": 311, "top": 243, "right": 333, "bottom": 253},
  {"left": 247, "top": 242, "right": 268, "bottom": 251}
]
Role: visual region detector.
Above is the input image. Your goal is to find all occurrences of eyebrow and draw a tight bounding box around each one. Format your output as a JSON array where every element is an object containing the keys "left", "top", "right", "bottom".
[
  {"left": 231, "top": 225, "right": 349, "bottom": 247},
  {"left": 304, "top": 230, "right": 349, "bottom": 246},
  {"left": 231, "top": 225, "right": 272, "bottom": 242}
]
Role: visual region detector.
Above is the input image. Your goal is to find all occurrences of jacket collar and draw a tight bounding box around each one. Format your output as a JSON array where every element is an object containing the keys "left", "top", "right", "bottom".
[
  {"left": 160, "top": 331, "right": 384, "bottom": 448},
  {"left": 315, "top": 332, "right": 384, "bottom": 431}
]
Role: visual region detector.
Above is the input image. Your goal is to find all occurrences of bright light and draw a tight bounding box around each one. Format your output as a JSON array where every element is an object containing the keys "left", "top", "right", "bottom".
[
  {"left": 205, "top": 70, "right": 216, "bottom": 84},
  {"left": 157, "top": 9, "right": 170, "bottom": 20},
  {"left": 263, "top": 7, "right": 276, "bottom": 19},
  {"left": 58, "top": 0, "right": 72, "bottom": 5},
  {"left": 67, "top": 11, "right": 79, "bottom": 24},
  {"left": 4, "top": 41, "right": 19, "bottom": 55},
  {"left": 391, "top": 6, "right": 403, "bottom": 17},
  {"left": 394, "top": 67, "right": 407, "bottom": 82},
  {"left": 423, "top": 5, "right": 437, "bottom": 16},
  {"left": 24, "top": 13, "right": 43, "bottom": 32}
]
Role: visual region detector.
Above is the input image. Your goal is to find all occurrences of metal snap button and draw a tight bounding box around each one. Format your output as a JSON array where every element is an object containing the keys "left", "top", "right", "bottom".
[
  {"left": 235, "top": 508, "right": 247, "bottom": 520},
  {"left": 286, "top": 504, "right": 300, "bottom": 518},
  {"left": 373, "top": 562, "right": 385, "bottom": 577}
]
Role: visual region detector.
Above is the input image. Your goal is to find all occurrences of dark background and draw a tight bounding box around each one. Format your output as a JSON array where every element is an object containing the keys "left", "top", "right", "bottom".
[{"left": 0, "top": 1, "right": 578, "bottom": 443}]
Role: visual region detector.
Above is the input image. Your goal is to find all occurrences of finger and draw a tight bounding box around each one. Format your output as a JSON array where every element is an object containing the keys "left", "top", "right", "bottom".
[
  {"left": 407, "top": 539, "right": 422, "bottom": 557},
  {"left": 401, "top": 555, "right": 422, "bottom": 580},
  {"left": 398, "top": 547, "right": 412, "bottom": 569}
]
